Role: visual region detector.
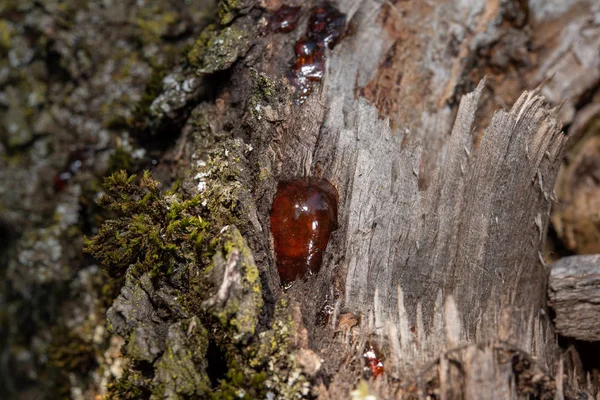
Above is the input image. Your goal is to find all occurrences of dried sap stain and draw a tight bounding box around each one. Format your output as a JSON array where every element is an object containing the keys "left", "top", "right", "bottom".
[
  {"left": 270, "top": 178, "right": 338, "bottom": 286},
  {"left": 269, "top": 5, "right": 302, "bottom": 33},
  {"left": 287, "top": 4, "right": 346, "bottom": 104}
]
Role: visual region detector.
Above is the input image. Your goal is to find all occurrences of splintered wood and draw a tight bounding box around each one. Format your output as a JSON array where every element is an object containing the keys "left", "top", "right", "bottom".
[
  {"left": 272, "top": 0, "right": 572, "bottom": 381},
  {"left": 274, "top": 1, "right": 568, "bottom": 368},
  {"left": 331, "top": 83, "right": 566, "bottom": 363}
]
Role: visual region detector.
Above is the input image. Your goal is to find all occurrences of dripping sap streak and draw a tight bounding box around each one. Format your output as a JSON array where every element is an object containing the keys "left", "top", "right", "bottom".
[{"left": 287, "top": 4, "right": 346, "bottom": 103}]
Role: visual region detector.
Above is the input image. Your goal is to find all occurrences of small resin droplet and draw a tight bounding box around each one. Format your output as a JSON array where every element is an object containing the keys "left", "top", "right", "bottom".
[
  {"left": 269, "top": 5, "right": 302, "bottom": 33},
  {"left": 307, "top": 4, "right": 346, "bottom": 49},
  {"left": 363, "top": 342, "right": 384, "bottom": 379},
  {"left": 293, "top": 48, "right": 325, "bottom": 81},
  {"left": 270, "top": 178, "right": 338, "bottom": 286},
  {"left": 295, "top": 38, "right": 318, "bottom": 57}
]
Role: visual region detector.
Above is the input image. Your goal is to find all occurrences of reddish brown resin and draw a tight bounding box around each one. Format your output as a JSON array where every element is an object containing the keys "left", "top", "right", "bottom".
[
  {"left": 287, "top": 4, "right": 346, "bottom": 104},
  {"left": 307, "top": 4, "right": 346, "bottom": 48},
  {"left": 269, "top": 5, "right": 302, "bottom": 33},
  {"left": 270, "top": 178, "right": 338, "bottom": 286},
  {"left": 363, "top": 342, "right": 384, "bottom": 379}
]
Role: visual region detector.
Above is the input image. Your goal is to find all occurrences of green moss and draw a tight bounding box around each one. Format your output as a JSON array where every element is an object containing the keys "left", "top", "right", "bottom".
[
  {"left": 83, "top": 170, "right": 209, "bottom": 278},
  {"left": 210, "top": 361, "right": 267, "bottom": 400},
  {"left": 187, "top": 24, "right": 251, "bottom": 73},
  {"left": 89, "top": 140, "right": 279, "bottom": 398},
  {"left": 0, "top": 19, "right": 11, "bottom": 55},
  {"left": 218, "top": 0, "right": 240, "bottom": 25},
  {"left": 106, "top": 368, "right": 151, "bottom": 400}
]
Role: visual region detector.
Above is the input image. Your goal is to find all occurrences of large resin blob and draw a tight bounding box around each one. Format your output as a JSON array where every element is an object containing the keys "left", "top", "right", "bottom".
[{"left": 270, "top": 178, "right": 338, "bottom": 286}]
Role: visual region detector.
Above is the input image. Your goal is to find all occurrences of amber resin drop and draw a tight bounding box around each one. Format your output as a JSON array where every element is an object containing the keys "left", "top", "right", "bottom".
[{"left": 270, "top": 178, "right": 338, "bottom": 286}]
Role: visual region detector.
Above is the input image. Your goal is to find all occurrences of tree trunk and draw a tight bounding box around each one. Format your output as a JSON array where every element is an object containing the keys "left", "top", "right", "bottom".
[{"left": 2, "top": 0, "right": 600, "bottom": 399}]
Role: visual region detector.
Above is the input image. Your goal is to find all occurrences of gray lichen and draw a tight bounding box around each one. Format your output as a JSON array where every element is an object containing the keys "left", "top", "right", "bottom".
[
  {"left": 187, "top": 22, "right": 253, "bottom": 74},
  {"left": 152, "top": 317, "right": 210, "bottom": 399},
  {"left": 202, "top": 226, "right": 263, "bottom": 343},
  {"left": 108, "top": 273, "right": 168, "bottom": 363}
]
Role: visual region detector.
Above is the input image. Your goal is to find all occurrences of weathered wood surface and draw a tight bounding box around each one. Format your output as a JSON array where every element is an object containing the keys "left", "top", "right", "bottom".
[
  {"left": 549, "top": 255, "right": 600, "bottom": 342},
  {"left": 269, "top": 0, "right": 572, "bottom": 371}
]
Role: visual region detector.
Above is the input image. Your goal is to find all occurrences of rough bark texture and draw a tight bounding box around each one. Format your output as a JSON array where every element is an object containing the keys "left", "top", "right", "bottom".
[
  {"left": 549, "top": 255, "right": 600, "bottom": 342},
  {"left": 1, "top": 0, "right": 600, "bottom": 399}
]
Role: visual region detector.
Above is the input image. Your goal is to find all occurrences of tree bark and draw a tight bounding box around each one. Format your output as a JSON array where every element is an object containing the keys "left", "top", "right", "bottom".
[
  {"left": 2, "top": 0, "right": 600, "bottom": 399},
  {"left": 98, "top": 0, "right": 600, "bottom": 397}
]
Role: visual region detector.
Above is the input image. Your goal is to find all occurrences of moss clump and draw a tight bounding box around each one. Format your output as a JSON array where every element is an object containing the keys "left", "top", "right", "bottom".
[
  {"left": 187, "top": 24, "right": 251, "bottom": 73},
  {"left": 106, "top": 367, "right": 151, "bottom": 400},
  {"left": 218, "top": 0, "right": 240, "bottom": 25},
  {"left": 83, "top": 170, "right": 208, "bottom": 278},
  {"left": 209, "top": 361, "right": 268, "bottom": 400}
]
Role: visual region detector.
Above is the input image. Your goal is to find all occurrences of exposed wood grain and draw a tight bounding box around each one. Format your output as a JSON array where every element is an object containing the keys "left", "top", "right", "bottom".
[
  {"left": 266, "top": 0, "right": 571, "bottom": 377},
  {"left": 319, "top": 81, "right": 566, "bottom": 361},
  {"left": 549, "top": 255, "right": 600, "bottom": 342},
  {"left": 463, "top": 345, "right": 517, "bottom": 400}
]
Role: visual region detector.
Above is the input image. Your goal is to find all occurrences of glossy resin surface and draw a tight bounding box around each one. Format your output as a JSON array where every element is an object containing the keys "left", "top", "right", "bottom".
[{"left": 270, "top": 178, "right": 338, "bottom": 286}]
